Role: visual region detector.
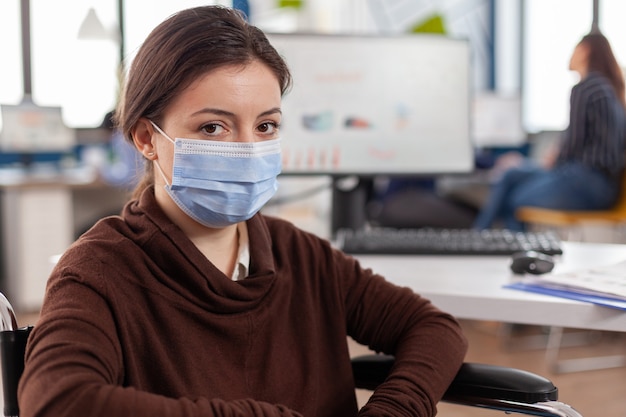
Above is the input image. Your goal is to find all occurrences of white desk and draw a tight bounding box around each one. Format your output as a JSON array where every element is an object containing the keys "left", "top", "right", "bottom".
[{"left": 355, "top": 242, "right": 626, "bottom": 332}]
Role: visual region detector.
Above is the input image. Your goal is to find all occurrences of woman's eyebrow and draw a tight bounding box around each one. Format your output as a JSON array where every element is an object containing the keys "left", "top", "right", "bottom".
[
  {"left": 259, "top": 107, "right": 282, "bottom": 118},
  {"left": 190, "top": 107, "right": 282, "bottom": 118},
  {"left": 191, "top": 108, "right": 235, "bottom": 118}
]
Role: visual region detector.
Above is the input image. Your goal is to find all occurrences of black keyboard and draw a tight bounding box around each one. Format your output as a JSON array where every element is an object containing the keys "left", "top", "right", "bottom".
[{"left": 336, "top": 227, "right": 563, "bottom": 256}]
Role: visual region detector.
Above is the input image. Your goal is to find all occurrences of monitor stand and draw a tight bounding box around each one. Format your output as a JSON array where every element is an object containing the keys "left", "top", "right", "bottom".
[
  {"left": 330, "top": 176, "right": 373, "bottom": 237},
  {"left": 330, "top": 175, "right": 480, "bottom": 235}
]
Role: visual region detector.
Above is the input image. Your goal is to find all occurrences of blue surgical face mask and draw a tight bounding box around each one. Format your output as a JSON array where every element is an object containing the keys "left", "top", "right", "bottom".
[{"left": 150, "top": 121, "right": 281, "bottom": 228}]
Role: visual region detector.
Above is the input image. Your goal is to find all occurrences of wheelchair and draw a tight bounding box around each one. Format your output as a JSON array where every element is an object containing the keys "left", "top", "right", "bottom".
[{"left": 0, "top": 292, "right": 582, "bottom": 417}]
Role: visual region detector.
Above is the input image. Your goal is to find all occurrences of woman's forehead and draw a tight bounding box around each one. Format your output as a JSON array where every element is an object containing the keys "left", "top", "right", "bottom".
[{"left": 166, "top": 62, "right": 282, "bottom": 117}]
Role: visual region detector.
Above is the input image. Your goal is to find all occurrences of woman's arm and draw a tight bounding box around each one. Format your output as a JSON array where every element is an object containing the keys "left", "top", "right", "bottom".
[
  {"left": 19, "top": 277, "right": 303, "bottom": 417},
  {"left": 340, "top": 253, "right": 468, "bottom": 417}
]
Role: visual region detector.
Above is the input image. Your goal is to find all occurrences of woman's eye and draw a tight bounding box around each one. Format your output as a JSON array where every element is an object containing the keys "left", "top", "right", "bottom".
[
  {"left": 201, "top": 124, "right": 225, "bottom": 135},
  {"left": 258, "top": 122, "right": 279, "bottom": 134}
]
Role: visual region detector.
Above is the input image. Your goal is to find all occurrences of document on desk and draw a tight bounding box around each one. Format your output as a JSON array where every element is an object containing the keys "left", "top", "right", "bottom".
[{"left": 505, "top": 260, "right": 626, "bottom": 311}]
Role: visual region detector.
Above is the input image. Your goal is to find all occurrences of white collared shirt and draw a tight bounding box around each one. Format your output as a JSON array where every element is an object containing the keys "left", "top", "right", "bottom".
[{"left": 231, "top": 222, "right": 250, "bottom": 281}]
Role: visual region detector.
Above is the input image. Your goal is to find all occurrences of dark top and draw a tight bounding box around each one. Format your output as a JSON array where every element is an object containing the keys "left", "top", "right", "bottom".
[
  {"left": 557, "top": 71, "right": 626, "bottom": 178},
  {"left": 20, "top": 186, "right": 468, "bottom": 417}
]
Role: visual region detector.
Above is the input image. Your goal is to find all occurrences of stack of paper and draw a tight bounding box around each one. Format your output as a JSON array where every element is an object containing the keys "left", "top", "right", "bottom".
[{"left": 505, "top": 260, "right": 626, "bottom": 310}]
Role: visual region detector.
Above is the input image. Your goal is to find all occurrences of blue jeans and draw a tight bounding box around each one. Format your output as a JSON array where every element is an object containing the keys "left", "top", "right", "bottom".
[{"left": 473, "top": 162, "right": 620, "bottom": 231}]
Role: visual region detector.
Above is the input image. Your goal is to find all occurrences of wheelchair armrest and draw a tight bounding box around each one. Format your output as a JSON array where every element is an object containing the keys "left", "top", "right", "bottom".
[
  {"left": 444, "top": 362, "right": 557, "bottom": 403},
  {"left": 352, "top": 354, "right": 395, "bottom": 391},
  {"left": 351, "top": 354, "right": 558, "bottom": 404}
]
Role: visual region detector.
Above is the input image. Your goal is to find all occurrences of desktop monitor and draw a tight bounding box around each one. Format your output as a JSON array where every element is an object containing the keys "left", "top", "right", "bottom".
[
  {"left": 471, "top": 92, "right": 526, "bottom": 148},
  {"left": 266, "top": 33, "right": 474, "bottom": 232},
  {"left": 267, "top": 33, "right": 474, "bottom": 176},
  {"left": 0, "top": 102, "right": 75, "bottom": 167}
]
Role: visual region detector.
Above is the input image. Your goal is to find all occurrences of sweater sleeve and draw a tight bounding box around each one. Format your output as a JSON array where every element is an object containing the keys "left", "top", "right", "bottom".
[
  {"left": 338, "top": 251, "right": 468, "bottom": 417},
  {"left": 19, "top": 274, "right": 303, "bottom": 417}
]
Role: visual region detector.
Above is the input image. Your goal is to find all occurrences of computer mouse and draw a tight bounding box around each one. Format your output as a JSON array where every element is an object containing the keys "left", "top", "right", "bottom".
[{"left": 510, "top": 250, "right": 555, "bottom": 275}]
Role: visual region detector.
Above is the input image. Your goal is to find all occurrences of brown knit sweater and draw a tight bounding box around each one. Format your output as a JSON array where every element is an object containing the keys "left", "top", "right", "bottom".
[{"left": 19, "top": 187, "right": 467, "bottom": 417}]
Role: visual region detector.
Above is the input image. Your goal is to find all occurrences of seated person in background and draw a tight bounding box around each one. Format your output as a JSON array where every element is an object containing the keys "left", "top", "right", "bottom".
[
  {"left": 19, "top": 6, "right": 467, "bottom": 417},
  {"left": 473, "top": 31, "right": 626, "bottom": 231}
]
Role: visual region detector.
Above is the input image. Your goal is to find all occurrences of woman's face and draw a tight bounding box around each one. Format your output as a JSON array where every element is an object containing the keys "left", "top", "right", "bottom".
[
  {"left": 569, "top": 42, "right": 589, "bottom": 77},
  {"left": 148, "top": 60, "right": 283, "bottom": 187}
]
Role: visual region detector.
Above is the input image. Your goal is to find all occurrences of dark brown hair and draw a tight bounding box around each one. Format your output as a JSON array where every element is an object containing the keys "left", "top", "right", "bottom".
[
  {"left": 115, "top": 5, "right": 292, "bottom": 198},
  {"left": 580, "top": 32, "right": 625, "bottom": 107}
]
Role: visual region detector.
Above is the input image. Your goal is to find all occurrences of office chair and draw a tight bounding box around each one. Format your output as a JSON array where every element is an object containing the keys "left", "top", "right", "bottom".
[
  {"left": 0, "top": 293, "right": 582, "bottom": 417},
  {"left": 515, "top": 171, "right": 626, "bottom": 374},
  {"left": 515, "top": 170, "right": 626, "bottom": 242}
]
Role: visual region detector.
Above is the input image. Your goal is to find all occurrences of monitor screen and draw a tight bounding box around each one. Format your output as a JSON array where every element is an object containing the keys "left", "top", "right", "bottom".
[
  {"left": 266, "top": 33, "right": 474, "bottom": 176},
  {"left": 471, "top": 92, "right": 525, "bottom": 148},
  {"left": 0, "top": 102, "right": 74, "bottom": 152}
]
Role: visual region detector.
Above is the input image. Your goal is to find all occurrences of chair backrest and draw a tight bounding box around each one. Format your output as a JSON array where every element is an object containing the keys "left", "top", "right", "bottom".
[
  {"left": 0, "top": 291, "right": 32, "bottom": 417},
  {"left": 0, "top": 327, "right": 32, "bottom": 417}
]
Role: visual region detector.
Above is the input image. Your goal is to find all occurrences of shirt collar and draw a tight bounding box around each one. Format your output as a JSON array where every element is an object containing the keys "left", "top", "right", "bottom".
[{"left": 231, "top": 222, "right": 250, "bottom": 281}]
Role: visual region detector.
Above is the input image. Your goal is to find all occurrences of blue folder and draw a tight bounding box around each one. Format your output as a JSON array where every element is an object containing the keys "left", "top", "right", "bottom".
[{"left": 505, "top": 281, "right": 626, "bottom": 311}]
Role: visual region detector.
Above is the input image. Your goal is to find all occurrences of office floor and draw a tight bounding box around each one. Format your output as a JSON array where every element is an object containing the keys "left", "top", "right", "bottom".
[{"left": 350, "top": 319, "right": 626, "bottom": 417}]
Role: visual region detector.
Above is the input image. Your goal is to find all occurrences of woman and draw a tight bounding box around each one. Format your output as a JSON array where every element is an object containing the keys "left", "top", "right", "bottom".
[
  {"left": 19, "top": 6, "right": 467, "bottom": 417},
  {"left": 474, "top": 31, "right": 626, "bottom": 231}
]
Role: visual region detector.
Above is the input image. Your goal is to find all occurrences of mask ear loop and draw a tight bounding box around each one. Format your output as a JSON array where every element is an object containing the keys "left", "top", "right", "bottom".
[
  {"left": 149, "top": 120, "right": 176, "bottom": 144},
  {"left": 148, "top": 120, "right": 174, "bottom": 186},
  {"left": 153, "top": 158, "right": 171, "bottom": 186}
]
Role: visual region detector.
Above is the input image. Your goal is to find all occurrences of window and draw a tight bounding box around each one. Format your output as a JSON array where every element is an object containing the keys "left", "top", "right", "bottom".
[
  {"left": 522, "top": 0, "right": 626, "bottom": 133},
  {"left": 0, "top": 0, "right": 228, "bottom": 129},
  {"left": 0, "top": 1, "right": 24, "bottom": 109},
  {"left": 522, "top": 0, "right": 590, "bottom": 133}
]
